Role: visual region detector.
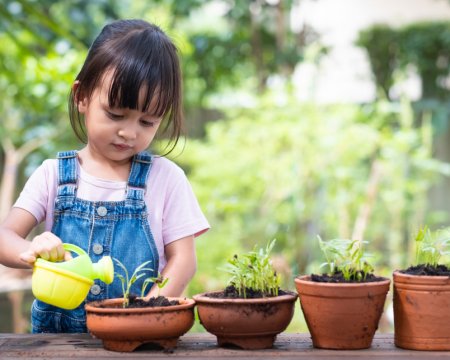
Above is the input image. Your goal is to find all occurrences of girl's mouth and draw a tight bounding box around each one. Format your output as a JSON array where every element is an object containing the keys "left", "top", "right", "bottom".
[{"left": 113, "top": 143, "right": 132, "bottom": 151}]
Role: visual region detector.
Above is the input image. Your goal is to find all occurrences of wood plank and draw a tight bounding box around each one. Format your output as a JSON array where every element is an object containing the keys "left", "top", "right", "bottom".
[{"left": 1, "top": 333, "right": 449, "bottom": 359}]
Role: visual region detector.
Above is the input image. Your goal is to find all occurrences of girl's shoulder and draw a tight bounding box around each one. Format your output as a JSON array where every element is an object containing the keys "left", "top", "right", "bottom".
[
  {"left": 32, "top": 158, "right": 58, "bottom": 179},
  {"left": 151, "top": 156, "right": 186, "bottom": 178},
  {"left": 42, "top": 158, "right": 58, "bottom": 167}
]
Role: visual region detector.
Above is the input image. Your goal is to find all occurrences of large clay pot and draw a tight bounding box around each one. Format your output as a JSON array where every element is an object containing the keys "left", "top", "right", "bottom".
[
  {"left": 85, "top": 297, "right": 195, "bottom": 352},
  {"left": 193, "top": 291, "right": 298, "bottom": 349},
  {"left": 393, "top": 271, "right": 450, "bottom": 350},
  {"left": 295, "top": 275, "right": 390, "bottom": 349}
]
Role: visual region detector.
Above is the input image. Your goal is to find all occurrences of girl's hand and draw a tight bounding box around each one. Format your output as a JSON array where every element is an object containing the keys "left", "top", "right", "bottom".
[
  {"left": 19, "top": 232, "right": 71, "bottom": 265},
  {"left": 143, "top": 235, "right": 196, "bottom": 300}
]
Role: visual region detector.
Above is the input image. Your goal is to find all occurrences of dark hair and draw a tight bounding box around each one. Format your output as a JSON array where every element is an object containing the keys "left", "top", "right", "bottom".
[{"left": 69, "top": 19, "right": 183, "bottom": 153}]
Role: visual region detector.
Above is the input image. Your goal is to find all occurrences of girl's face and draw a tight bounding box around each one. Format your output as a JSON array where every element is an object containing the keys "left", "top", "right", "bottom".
[{"left": 76, "top": 71, "right": 163, "bottom": 164}]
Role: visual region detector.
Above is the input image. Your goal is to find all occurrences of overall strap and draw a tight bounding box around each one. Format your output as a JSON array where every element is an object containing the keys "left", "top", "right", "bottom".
[
  {"left": 126, "top": 151, "right": 153, "bottom": 200},
  {"left": 56, "top": 150, "right": 78, "bottom": 198}
]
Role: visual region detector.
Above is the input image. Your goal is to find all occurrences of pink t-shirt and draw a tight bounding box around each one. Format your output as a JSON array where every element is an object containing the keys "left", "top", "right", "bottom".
[{"left": 13, "top": 156, "right": 210, "bottom": 272}]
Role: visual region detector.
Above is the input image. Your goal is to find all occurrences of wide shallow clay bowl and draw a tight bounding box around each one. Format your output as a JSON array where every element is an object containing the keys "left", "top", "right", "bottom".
[
  {"left": 85, "top": 297, "right": 195, "bottom": 352},
  {"left": 393, "top": 271, "right": 450, "bottom": 350},
  {"left": 193, "top": 291, "right": 298, "bottom": 350},
  {"left": 295, "top": 275, "right": 390, "bottom": 350}
]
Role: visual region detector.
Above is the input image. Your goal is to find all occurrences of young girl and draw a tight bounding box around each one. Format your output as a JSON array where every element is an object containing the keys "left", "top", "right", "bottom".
[{"left": 0, "top": 19, "right": 209, "bottom": 333}]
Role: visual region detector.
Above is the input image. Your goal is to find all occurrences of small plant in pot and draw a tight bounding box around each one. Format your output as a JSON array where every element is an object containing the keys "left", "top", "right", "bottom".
[
  {"left": 193, "top": 240, "right": 298, "bottom": 350},
  {"left": 295, "top": 236, "right": 390, "bottom": 350},
  {"left": 393, "top": 226, "right": 450, "bottom": 350},
  {"left": 85, "top": 259, "right": 195, "bottom": 352}
]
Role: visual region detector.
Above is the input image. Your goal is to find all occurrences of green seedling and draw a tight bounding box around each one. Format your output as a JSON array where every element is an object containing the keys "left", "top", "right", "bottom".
[
  {"left": 113, "top": 259, "right": 153, "bottom": 308},
  {"left": 414, "top": 225, "right": 450, "bottom": 267},
  {"left": 223, "top": 239, "right": 281, "bottom": 298},
  {"left": 318, "top": 236, "right": 374, "bottom": 282},
  {"left": 142, "top": 272, "right": 169, "bottom": 297}
]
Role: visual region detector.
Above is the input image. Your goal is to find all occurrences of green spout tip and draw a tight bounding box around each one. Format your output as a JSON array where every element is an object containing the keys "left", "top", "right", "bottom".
[{"left": 93, "top": 256, "right": 114, "bottom": 284}]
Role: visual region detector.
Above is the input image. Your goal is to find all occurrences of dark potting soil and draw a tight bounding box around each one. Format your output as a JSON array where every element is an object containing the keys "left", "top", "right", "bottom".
[
  {"left": 126, "top": 294, "right": 180, "bottom": 308},
  {"left": 205, "top": 285, "right": 292, "bottom": 299},
  {"left": 399, "top": 264, "right": 450, "bottom": 276},
  {"left": 309, "top": 270, "right": 385, "bottom": 283}
]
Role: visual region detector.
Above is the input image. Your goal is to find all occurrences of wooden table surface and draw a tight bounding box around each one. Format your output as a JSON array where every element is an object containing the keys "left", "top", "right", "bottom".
[{"left": 1, "top": 333, "right": 450, "bottom": 359}]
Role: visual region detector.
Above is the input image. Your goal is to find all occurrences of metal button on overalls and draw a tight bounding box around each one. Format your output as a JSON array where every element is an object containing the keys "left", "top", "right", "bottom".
[
  {"left": 97, "top": 206, "right": 107, "bottom": 216},
  {"left": 90, "top": 284, "right": 101, "bottom": 295},
  {"left": 93, "top": 244, "right": 103, "bottom": 255}
]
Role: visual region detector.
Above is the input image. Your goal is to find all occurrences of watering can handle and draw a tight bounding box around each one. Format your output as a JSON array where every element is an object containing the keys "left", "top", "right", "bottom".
[{"left": 63, "top": 243, "right": 87, "bottom": 257}]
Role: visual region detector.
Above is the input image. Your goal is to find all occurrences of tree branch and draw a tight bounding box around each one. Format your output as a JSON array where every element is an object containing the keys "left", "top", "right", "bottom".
[{"left": 352, "top": 160, "right": 383, "bottom": 241}]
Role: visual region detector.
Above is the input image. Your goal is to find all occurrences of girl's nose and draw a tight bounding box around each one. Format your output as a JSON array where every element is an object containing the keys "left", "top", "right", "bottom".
[{"left": 117, "top": 128, "right": 137, "bottom": 140}]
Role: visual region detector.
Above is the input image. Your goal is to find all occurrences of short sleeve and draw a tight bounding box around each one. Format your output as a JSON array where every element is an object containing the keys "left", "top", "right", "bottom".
[
  {"left": 163, "top": 172, "right": 210, "bottom": 244},
  {"left": 13, "top": 160, "right": 56, "bottom": 225},
  {"left": 146, "top": 157, "right": 210, "bottom": 246}
]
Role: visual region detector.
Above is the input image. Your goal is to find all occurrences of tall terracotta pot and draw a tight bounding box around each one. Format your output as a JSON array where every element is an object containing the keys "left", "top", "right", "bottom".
[
  {"left": 193, "top": 291, "right": 298, "bottom": 350},
  {"left": 295, "top": 275, "right": 390, "bottom": 349},
  {"left": 393, "top": 271, "right": 450, "bottom": 350}
]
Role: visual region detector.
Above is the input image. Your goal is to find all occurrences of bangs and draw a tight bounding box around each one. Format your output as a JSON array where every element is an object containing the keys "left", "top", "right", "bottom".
[
  {"left": 106, "top": 29, "right": 179, "bottom": 117},
  {"left": 70, "top": 19, "right": 184, "bottom": 150}
]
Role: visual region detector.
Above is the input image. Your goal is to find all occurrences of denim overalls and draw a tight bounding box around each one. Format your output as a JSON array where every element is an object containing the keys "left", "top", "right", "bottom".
[{"left": 31, "top": 150, "right": 159, "bottom": 333}]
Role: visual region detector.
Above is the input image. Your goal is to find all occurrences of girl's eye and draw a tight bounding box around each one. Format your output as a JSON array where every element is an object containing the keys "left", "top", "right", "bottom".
[
  {"left": 140, "top": 120, "right": 154, "bottom": 127},
  {"left": 106, "top": 111, "right": 123, "bottom": 120}
]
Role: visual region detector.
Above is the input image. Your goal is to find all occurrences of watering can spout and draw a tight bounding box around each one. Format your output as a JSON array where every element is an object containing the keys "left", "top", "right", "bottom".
[{"left": 92, "top": 256, "right": 114, "bottom": 284}]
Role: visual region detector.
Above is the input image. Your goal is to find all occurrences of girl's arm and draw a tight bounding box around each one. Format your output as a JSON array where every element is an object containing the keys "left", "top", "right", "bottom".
[
  {"left": 145, "top": 235, "right": 197, "bottom": 298},
  {"left": 0, "top": 208, "right": 66, "bottom": 268}
]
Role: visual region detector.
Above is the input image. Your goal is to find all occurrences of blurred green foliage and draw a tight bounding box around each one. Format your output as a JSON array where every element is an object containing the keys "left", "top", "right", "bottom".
[
  {"left": 355, "top": 25, "right": 400, "bottom": 100},
  {"left": 356, "top": 21, "right": 450, "bottom": 101}
]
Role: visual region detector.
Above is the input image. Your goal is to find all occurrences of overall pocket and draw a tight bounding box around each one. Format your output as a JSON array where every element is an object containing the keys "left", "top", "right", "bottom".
[{"left": 31, "top": 299, "right": 87, "bottom": 333}]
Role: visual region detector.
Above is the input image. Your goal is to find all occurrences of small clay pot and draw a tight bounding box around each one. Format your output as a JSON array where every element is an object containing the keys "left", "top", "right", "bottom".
[
  {"left": 85, "top": 297, "right": 195, "bottom": 352},
  {"left": 393, "top": 271, "right": 450, "bottom": 350},
  {"left": 295, "top": 275, "right": 390, "bottom": 349},
  {"left": 193, "top": 291, "right": 298, "bottom": 350}
]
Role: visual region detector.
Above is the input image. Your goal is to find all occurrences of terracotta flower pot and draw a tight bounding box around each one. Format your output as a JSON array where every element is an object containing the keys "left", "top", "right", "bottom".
[
  {"left": 193, "top": 291, "right": 298, "bottom": 349},
  {"left": 85, "top": 297, "right": 195, "bottom": 352},
  {"left": 393, "top": 271, "right": 450, "bottom": 350},
  {"left": 295, "top": 275, "right": 390, "bottom": 349}
]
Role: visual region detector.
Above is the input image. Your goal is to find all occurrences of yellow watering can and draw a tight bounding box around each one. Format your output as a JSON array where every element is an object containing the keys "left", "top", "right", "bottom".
[{"left": 32, "top": 243, "right": 114, "bottom": 310}]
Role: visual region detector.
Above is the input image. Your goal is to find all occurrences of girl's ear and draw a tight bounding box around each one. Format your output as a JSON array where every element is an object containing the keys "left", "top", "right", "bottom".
[{"left": 72, "top": 81, "right": 88, "bottom": 113}]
